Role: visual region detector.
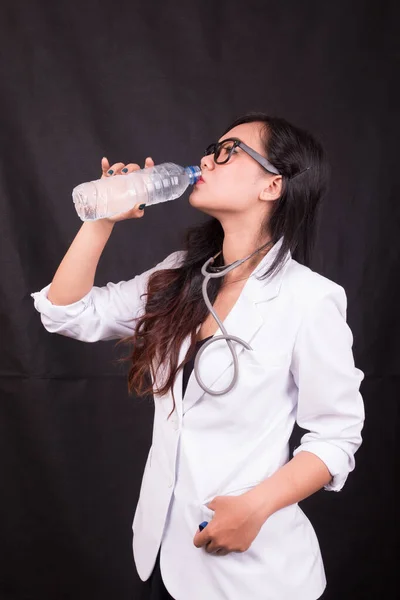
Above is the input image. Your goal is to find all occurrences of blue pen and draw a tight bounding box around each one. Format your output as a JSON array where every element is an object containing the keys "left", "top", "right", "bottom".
[{"left": 199, "top": 520, "right": 208, "bottom": 531}]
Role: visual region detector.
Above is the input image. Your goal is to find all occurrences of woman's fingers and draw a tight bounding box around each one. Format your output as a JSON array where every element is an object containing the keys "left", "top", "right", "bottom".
[
  {"left": 99, "top": 156, "right": 156, "bottom": 222},
  {"left": 101, "top": 157, "right": 110, "bottom": 178},
  {"left": 121, "top": 163, "right": 141, "bottom": 174},
  {"left": 119, "top": 158, "right": 155, "bottom": 174},
  {"left": 101, "top": 159, "right": 126, "bottom": 178},
  {"left": 101, "top": 157, "right": 155, "bottom": 178},
  {"left": 104, "top": 202, "right": 146, "bottom": 223},
  {"left": 107, "top": 162, "right": 126, "bottom": 175}
]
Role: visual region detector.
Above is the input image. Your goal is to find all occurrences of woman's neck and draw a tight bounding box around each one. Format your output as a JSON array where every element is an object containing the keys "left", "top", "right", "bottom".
[{"left": 220, "top": 235, "right": 272, "bottom": 284}]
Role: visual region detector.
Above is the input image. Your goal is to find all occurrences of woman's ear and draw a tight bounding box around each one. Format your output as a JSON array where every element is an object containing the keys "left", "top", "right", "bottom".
[{"left": 259, "top": 175, "right": 282, "bottom": 202}]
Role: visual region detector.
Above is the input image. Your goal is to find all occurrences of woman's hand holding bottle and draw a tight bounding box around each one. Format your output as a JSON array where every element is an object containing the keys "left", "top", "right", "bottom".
[
  {"left": 72, "top": 157, "right": 200, "bottom": 221},
  {"left": 47, "top": 155, "right": 153, "bottom": 305},
  {"left": 100, "top": 156, "right": 154, "bottom": 223}
]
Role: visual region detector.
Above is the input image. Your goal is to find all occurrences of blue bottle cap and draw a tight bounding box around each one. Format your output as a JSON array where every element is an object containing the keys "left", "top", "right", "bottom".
[{"left": 185, "top": 165, "right": 202, "bottom": 184}]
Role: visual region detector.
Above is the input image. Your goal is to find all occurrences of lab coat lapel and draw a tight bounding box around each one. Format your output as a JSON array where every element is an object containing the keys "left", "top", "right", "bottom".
[
  {"left": 172, "top": 236, "right": 290, "bottom": 417},
  {"left": 181, "top": 290, "right": 265, "bottom": 415},
  {"left": 171, "top": 334, "right": 191, "bottom": 421}
]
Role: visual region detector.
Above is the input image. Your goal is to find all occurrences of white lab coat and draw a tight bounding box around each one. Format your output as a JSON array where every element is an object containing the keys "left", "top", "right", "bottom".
[{"left": 31, "top": 237, "right": 365, "bottom": 600}]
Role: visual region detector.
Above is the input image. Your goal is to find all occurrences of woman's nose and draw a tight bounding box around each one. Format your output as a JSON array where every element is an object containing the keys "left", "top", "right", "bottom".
[{"left": 200, "top": 153, "right": 215, "bottom": 171}]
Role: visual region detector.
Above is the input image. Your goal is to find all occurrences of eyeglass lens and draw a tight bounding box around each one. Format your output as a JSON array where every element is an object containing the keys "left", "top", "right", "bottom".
[{"left": 204, "top": 140, "right": 238, "bottom": 164}]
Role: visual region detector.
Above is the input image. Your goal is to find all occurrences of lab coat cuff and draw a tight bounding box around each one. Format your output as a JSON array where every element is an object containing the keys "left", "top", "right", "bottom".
[
  {"left": 31, "top": 284, "right": 92, "bottom": 321},
  {"left": 293, "top": 441, "right": 350, "bottom": 492}
]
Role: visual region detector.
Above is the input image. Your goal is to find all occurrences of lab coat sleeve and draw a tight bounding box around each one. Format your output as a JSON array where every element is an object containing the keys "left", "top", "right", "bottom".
[
  {"left": 291, "top": 285, "right": 365, "bottom": 491},
  {"left": 30, "top": 250, "right": 185, "bottom": 342}
]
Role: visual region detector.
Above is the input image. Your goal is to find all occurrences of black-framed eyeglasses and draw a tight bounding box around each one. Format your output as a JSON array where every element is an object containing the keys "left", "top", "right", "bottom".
[{"left": 203, "top": 137, "right": 281, "bottom": 175}]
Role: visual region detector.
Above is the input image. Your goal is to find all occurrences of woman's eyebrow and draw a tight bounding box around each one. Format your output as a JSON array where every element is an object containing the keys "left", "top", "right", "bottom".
[{"left": 217, "top": 136, "right": 242, "bottom": 144}]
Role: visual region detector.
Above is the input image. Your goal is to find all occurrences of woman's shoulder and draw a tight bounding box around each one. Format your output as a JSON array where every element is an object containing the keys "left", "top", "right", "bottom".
[{"left": 283, "top": 258, "right": 346, "bottom": 308}]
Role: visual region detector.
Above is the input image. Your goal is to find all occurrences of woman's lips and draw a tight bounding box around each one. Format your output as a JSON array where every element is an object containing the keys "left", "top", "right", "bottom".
[{"left": 196, "top": 177, "right": 205, "bottom": 185}]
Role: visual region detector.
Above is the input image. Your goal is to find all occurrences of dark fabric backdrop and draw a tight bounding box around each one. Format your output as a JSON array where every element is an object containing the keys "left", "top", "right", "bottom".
[{"left": 0, "top": 1, "right": 397, "bottom": 599}]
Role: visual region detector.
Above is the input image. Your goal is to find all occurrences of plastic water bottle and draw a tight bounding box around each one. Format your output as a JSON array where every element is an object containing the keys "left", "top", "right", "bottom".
[{"left": 72, "top": 162, "right": 201, "bottom": 221}]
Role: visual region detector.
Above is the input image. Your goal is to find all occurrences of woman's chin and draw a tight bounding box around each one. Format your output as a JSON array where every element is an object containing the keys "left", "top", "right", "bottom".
[
  {"left": 189, "top": 196, "right": 214, "bottom": 215},
  {"left": 189, "top": 192, "right": 206, "bottom": 209}
]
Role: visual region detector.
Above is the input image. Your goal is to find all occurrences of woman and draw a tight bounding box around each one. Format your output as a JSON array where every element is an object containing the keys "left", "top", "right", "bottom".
[{"left": 31, "top": 112, "right": 365, "bottom": 600}]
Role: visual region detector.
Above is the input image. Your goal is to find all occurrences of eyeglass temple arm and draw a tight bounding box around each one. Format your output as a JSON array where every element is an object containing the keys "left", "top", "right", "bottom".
[{"left": 238, "top": 140, "right": 281, "bottom": 175}]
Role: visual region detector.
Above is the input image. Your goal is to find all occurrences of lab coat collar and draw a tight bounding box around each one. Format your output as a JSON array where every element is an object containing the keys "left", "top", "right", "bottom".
[
  {"left": 172, "top": 237, "right": 291, "bottom": 418},
  {"left": 243, "top": 235, "right": 290, "bottom": 303}
]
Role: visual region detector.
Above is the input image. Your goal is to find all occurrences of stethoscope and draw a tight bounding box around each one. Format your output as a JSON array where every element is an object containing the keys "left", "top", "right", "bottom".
[{"left": 193, "top": 239, "right": 274, "bottom": 396}]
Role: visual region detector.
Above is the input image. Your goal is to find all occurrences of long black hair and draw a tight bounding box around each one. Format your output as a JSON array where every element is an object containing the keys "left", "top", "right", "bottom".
[
  {"left": 220, "top": 112, "right": 330, "bottom": 278},
  {"left": 116, "top": 112, "right": 330, "bottom": 408}
]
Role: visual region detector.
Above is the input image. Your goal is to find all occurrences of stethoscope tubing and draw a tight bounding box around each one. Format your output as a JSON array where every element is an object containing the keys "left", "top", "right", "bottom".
[{"left": 193, "top": 242, "right": 272, "bottom": 396}]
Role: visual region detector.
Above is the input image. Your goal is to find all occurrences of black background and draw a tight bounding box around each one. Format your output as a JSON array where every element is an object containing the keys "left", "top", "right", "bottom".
[{"left": 0, "top": 1, "right": 397, "bottom": 598}]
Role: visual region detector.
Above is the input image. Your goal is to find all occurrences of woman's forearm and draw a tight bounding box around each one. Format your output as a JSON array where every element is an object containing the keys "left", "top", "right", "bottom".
[
  {"left": 246, "top": 451, "right": 332, "bottom": 523},
  {"left": 47, "top": 220, "right": 115, "bottom": 305}
]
